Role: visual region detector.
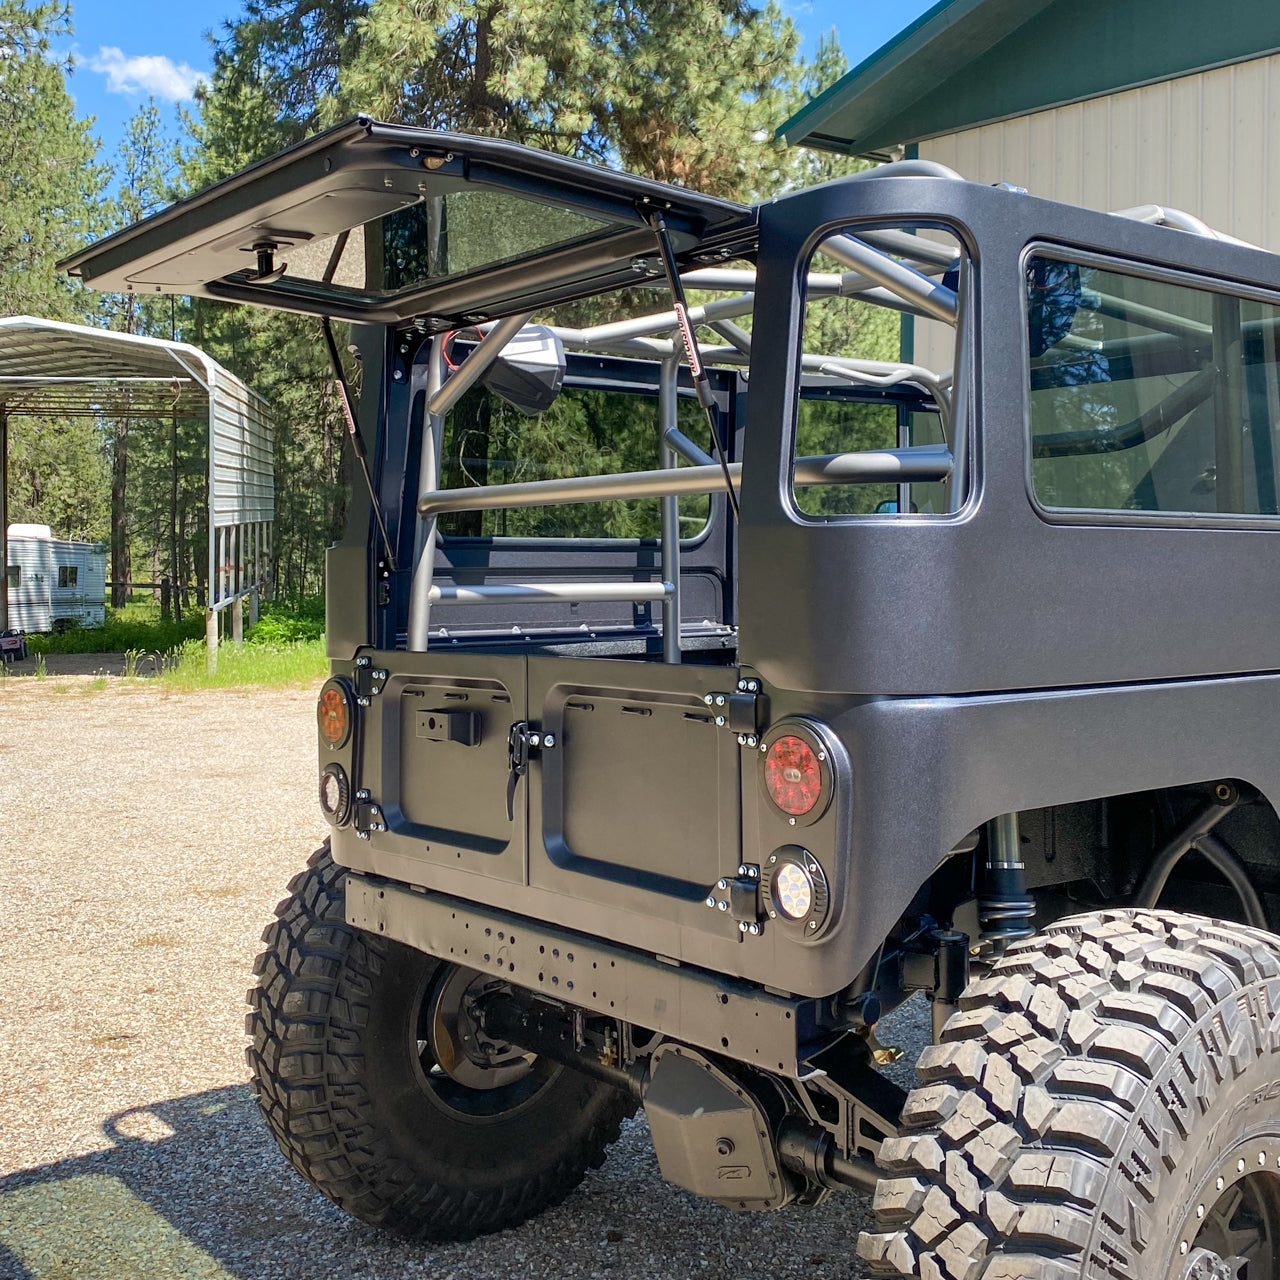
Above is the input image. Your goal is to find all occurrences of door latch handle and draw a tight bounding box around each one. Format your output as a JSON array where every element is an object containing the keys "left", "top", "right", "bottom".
[{"left": 506, "top": 721, "right": 548, "bottom": 821}]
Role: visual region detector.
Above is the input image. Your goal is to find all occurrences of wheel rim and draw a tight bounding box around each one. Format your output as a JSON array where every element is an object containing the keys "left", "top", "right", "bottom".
[
  {"left": 411, "top": 965, "right": 558, "bottom": 1122},
  {"left": 1176, "top": 1138, "right": 1280, "bottom": 1279}
]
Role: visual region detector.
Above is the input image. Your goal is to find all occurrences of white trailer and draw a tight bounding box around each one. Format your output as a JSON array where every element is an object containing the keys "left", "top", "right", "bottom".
[{"left": 5, "top": 524, "right": 106, "bottom": 631}]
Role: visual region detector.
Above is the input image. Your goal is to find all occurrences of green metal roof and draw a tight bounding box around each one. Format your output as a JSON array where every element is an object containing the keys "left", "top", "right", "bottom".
[{"left": 779, "top": 0, "right": 1280, "bottom": 157}]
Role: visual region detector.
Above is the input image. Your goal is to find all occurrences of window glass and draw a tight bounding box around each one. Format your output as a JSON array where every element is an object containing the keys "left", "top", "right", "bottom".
[
  {"left": 57, "top": 565, "right": 77, "bottom": 587},
  {"left": 281, "top": 195, "right": 620, "bottom": 298},
  {"left": 793, "top": 223, "right": 965, "bottom": 518},
  {"left": 5, "top": 565, "right": 17, "bottom": 589},
  {"left": 1027, "top": 255, "right": 1280, "bottom": 517},
  {"left": 439, "top": 384, "right": 713, "bottom": 540}
]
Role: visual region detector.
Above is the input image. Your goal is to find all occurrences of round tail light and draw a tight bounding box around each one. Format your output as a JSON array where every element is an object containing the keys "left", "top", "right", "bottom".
[
  {"left": 318, "top": 679, "right": 352, "bottom": 749},
  {"left": 763, "top": 735, "right": 823, "bottom": 817}
]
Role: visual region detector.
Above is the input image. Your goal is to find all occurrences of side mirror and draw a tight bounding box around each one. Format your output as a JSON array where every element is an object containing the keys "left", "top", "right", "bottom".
[{"left": 480, "top": 324, "right": 566, "bottom": 416}]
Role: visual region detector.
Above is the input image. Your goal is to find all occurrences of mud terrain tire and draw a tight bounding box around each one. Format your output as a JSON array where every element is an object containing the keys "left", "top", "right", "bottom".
[
  {"left": 246, "top": 843, "right": 636, "bottom": 1240},
  {"left": 858, "top": 909, "right": 1280, "bottom": 1279}
]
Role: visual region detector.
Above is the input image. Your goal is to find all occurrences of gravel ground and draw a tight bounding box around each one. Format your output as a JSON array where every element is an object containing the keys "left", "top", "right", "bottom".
[
  {"left": 0, "top": 675, "right": 928, "bottom": 1280},
  {"left": 3, "top": 652, "right": 140, "bottom": 677}
]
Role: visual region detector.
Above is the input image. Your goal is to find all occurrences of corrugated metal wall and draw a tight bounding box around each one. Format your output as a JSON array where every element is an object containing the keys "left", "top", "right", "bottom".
[
  {"left": 209, "top": 368, "right": 274, "bottom": 529},
  {"left": 912, "top": 53, "right": 1280, "bottom": 374},
  {"left": 920, "top": 53, "right": 1280, "bottom": 249}
]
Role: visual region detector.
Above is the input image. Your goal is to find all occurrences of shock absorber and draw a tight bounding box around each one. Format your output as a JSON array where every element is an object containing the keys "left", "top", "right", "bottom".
[{"left": 978, "top": 812, "right": 1035, "bottom": 952}]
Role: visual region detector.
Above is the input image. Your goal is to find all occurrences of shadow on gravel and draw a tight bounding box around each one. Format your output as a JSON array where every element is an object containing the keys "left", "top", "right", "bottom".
[
  {"left": 0, "top": 1085, "right": 882, "bottom": 1280},
  {"left": 0, "top": 1085, "right": 317, "bottom": 1280},
  {"left": 0, "top": 997, "right": 930, "bottom": 1280}
]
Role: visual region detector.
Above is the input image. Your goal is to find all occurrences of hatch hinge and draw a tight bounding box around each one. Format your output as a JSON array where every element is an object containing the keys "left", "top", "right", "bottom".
[{"left": 703, "top": 677, "right": 766, "bottom": 745}]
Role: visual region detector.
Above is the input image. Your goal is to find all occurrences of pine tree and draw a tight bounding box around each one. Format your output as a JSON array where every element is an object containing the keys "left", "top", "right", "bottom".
[
  {"left": 184, "top": 0, "right": 877, "bottom": 595},
  {"left": 96, "top": 101, "right": 185, "bottom": 605},
  {"left": 0, "top": 1, "right": 105, "bottom": 319},
  {"left": 0, "top": 2, "right": 108, "bottom": 564}
]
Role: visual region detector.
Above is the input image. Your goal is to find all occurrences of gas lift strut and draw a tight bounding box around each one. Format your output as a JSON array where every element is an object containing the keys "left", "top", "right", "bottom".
[
  {"left": 320, "top": 317, "right": 397, "bottom": 572},
  {"left": 646, "top": 211, "right": 740, "bottom": 522}
]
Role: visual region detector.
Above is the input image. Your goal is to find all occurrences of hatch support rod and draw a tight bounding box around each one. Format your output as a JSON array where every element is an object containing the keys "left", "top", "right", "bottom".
[
  {"left": 647, "top": 212, "right": 740, "bottom": 522},
  {"left": 321, "top": 318, "right": 396, "bottom": 572}
]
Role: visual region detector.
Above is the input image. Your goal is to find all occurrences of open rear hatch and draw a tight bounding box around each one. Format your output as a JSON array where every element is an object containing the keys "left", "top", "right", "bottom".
[{"left": 61, "top": 116, "right": 756, "bottom": 324}]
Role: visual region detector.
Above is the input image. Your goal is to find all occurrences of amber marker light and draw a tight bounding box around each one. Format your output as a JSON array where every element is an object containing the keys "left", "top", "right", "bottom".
[{"left": 318, "top": 681, "right": 352, "bottom": 749}]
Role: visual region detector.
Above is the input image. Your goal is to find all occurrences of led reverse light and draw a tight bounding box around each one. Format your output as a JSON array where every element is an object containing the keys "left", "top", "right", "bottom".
[
  {"left": 767, "top": 847, "right": 831, "bottom": 935},
  {"left": 772, "top": 861, "right": 815, "bottom": 919},
  {"left": 319, "top": 763, "right": 351, "bottom": 826}
]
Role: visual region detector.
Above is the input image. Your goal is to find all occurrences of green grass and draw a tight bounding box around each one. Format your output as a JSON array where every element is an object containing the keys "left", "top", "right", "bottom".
[
  {"left": 16, "top": 596, "right": 330, "bottom": 691},
  {"left": 156, "top": 637, "right": 327, "bottom": 691},
  {"left": 246, "top": 595, "right": 325, "bottom": 645},
  {"left": 27, "top": 605, "right": 204, "bottom": 655},
  {"left": 26, "top": 595, "right": 325, "bottom": 656}
]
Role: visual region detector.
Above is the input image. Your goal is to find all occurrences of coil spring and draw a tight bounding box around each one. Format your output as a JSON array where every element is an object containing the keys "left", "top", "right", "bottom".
[{"left": 978, "top": 894, "right": 1036, "bottom": 946}]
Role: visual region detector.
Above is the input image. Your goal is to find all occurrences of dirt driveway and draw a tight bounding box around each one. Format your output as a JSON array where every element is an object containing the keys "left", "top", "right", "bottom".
[{"left": 0, "top": 677, "right": 925, "bottom": 1280}]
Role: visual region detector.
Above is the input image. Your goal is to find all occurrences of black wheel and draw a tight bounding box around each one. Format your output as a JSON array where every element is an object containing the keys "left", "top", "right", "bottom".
[
  {"left": 246, "top": 843, "right": 636, "bottom": 1240},
  {"left": 858, "top": 909, "right": 1280, "bottom": 1279}
]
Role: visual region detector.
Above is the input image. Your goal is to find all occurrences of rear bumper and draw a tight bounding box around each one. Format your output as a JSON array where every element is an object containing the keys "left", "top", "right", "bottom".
[{"left": 345, "top": 872, "right": 826, "bottom": 1078}]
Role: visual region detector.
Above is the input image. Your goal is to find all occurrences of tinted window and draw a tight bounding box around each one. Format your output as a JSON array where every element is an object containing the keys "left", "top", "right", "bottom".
[
  {"left": 1027, "top": 255, "right": 1280, "bottom": 517},
  {"left": 439, "top": 385, "right": 712, "bottom": 540}
]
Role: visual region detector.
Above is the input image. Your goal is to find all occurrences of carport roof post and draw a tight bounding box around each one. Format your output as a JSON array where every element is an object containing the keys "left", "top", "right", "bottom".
[
  {"left": 0, "top": 317, "right": 275, "bottom": 650},
  {"left": 776, "top": 0, "right": 1280, "bottom": 157}
]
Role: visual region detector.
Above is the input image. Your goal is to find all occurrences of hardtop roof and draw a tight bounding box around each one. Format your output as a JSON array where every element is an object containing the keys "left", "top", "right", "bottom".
[{"left": 61, "top": 117, "right": 757, "bottom": 327}]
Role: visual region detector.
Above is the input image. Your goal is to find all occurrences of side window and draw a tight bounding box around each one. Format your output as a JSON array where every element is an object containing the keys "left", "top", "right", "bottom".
[
  {"left": 1027, "top": 254, "right": 1280, "bottom": 518},
  {"left": 5, "top": 565, "right": 17, "bottom": 590},
  {"left": 792, "top": 222, "right": 967, "bottom": 518},
  {"left": 439, "top": 384, "right": 713, "bottom": 540},
  {"left": 57, "top": 565, "right": 78, "bottom": 588}
]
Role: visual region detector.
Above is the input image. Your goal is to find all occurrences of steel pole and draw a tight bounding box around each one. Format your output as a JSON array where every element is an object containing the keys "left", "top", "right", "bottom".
[
  {"left": 407, "top": 338, "right": 447, "bottom": 651},
  {"left": 658, "top": 356, "right": 682, "bottom": 664}
]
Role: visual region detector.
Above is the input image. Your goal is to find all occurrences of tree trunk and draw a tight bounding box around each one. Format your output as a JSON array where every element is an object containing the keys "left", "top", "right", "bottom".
[{"left": 110, "top": 415, "right": 130, "bottom": 608}]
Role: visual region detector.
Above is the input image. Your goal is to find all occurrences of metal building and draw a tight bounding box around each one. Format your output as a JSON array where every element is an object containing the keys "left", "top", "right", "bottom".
[
  {"left": 778, "top": 0, "right": 1280, "bottom": 249},
  {"left": 0, "top": 316, "right": 275, "bottom": 651}
]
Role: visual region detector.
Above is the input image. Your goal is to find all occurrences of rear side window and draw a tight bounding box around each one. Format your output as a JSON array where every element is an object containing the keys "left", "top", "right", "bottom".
[
  {"left": 792, "top": 222, "right": 967, "bottom": 519},
  {"left": 1027, "top": 253, "right": 1280, "bottom": 518},
  {"left": 57, "top": 565, "right": 78, "bottom": 587}
]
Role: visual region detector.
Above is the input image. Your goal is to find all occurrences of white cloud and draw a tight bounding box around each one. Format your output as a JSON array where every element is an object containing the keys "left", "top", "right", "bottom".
[{"left": 87, "top": 47, "right": 208, "bottom": 101}]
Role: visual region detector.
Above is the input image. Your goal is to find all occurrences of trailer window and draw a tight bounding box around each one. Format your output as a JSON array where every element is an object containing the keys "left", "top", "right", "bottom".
[
  {"left": 57, "top": 565, "right": 77, "bottom": 587},
  {"left": 793, "top": 223, "right": 965, "bottom": 518},
  {"left": 439, "top": 384, "right": 712, "bottom": 540},
  {"left": 5, "top": 565, "right": 17, "bottom": 589},
  {"left": 1027, "top": 254, "right": 1280, "bottom": 519}
]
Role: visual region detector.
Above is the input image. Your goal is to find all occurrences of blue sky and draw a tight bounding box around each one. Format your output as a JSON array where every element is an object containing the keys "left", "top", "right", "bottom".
[{"left": 67, "top": 0, "right": 939, "bottom": 168}]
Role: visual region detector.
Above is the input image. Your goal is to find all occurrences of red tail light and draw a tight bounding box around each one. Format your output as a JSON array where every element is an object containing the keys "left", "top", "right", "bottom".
[{"left": 763, "top": 735, "right": 823, "bottom": 816}]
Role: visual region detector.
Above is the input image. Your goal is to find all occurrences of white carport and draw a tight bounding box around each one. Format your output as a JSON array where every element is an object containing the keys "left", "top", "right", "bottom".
[{"left": 0, "top": 316, "right": 275, "bottom": 659}]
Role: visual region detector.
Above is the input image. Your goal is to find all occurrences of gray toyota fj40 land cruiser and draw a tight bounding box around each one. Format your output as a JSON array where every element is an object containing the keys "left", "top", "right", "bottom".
[{"left": 67, "top": 116, "right": 1280, "bottom": 1278}]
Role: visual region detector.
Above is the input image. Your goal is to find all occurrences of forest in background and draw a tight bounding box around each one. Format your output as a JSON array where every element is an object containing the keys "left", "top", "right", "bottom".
[{"left": 2, "top": 0, "right": 881, "bottom": 606}]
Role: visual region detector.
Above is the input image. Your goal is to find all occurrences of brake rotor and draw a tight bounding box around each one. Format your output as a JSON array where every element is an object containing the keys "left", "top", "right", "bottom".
[{"left": 425, "top": 966, "right": 536, "bottom": 1090}]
